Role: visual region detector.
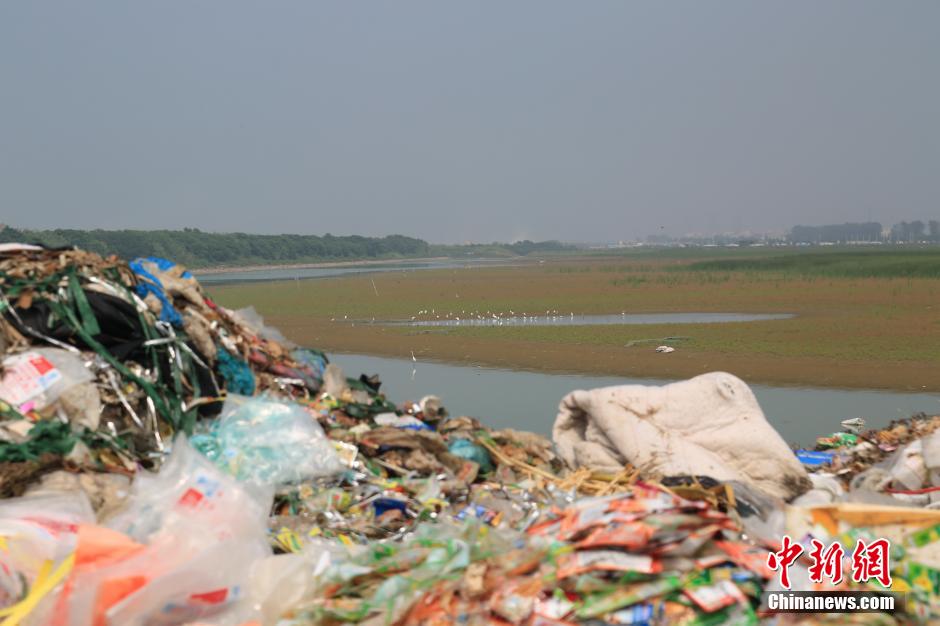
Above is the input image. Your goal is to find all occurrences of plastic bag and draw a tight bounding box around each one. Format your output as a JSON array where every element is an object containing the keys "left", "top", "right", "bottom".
[
  {"left": 374, "top": 412, "right": 432, "bottom": 431},
  {"left": 107, "top": 436, "right": 272, "bottom": 543},
  {"left": 130, "top": 256, "right": 201, "bottom": 326},
  {"left": 231, "top": 306, "right": 293, "bottom": 346},
  {"left": 51, "top": 521, "right": 269, "bottom": 626},
  {"left": 190, "top": 395, "right": 343, "bottom": 487},
  {"left": 102, "top": 538, "right": 269, "bottom": 626},
  {"left": 448, "top": 438, "right": 494, "bottom": 472},
  {"left": 0, "top": 348, "right": 95, "bottom": 419},
  {"left": 54, "top": 437, "right": 273, "bottom": 626},
  {"left": 242, "top": 553, "right": 322, "bottom": 625},
  {"left": 0, "top": 492, "right": 94, "bottom": 618},
  {"left": 290, "top": 348, "right": 328, "bottom": 388}
]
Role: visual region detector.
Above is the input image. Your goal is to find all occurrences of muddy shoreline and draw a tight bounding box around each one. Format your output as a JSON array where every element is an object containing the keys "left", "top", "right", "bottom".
[{"left": 271, "top": 317, "right": 940, "bottom": 393}]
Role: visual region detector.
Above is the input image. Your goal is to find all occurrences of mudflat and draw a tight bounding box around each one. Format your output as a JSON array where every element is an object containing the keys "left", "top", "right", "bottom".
[{"left": 208, "top": 249, "right": 940, "bottom": 392}]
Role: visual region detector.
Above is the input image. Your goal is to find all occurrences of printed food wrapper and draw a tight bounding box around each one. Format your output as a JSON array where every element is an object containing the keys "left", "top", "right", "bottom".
[{"left": 0, "top": 351, "right": 63, "bottom": 407}]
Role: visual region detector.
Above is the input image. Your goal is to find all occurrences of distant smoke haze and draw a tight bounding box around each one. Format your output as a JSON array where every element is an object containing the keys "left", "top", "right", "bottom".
[{"left": 1, "top": 2, "right": 937, "bottom": 243}]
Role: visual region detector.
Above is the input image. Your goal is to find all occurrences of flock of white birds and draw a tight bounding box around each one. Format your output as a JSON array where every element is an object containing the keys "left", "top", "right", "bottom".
[{"left": 330, "top": 308, "right": 632, "bottom": 325}]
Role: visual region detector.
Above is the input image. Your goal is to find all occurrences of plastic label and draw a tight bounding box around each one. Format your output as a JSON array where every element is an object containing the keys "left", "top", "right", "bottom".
[
  {"left": 683, "top": 580, "right": 745, "bottom": 612},
  {"left": 0, "top": 352, "right": 63, "bottom": 406},
  {"left": 176, "top": 474, "right": 222, "bottom": 509},
  {"left": 177, "top": 489, "right": 205, "bottom": 508},
  {"left": 148, "top": 585, "right": 242, "bottom": 625}
]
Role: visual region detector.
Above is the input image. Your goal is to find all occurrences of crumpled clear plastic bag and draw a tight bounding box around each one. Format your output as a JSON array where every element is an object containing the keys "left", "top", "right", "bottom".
[
  {"left": 100, "top": 537, "right": 270, "bottom": 626},
  {"left": 0, "top": 348, "right": 100, "bottom": 427},
  {"left": 231, "top": 306, "right": 293, "bottom": 347},
  {"left": 107, "top": 435, "right": 272, "bottom": 543},
  {"left": 241, "top": 550, "right": 325, "bottom": 625},
  {"left": 49, "top": 437, "right": 274, "bottom": 626},
  {"left": 190, "top": 394, "right": 343, "bottom": 488},
  {"left": 0, "top": 492, "right": 95, "bottom": 623},
  {"left": 47, "top": 516, "right": 270, "bottom": 626}
]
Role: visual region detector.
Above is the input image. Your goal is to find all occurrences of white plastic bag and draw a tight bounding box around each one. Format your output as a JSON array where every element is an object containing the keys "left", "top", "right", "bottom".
[
  {"left": 0, "top": 492, "right": 95, "bottom": 624},
  {"left": 0, "top": 349, "right": 97, "bottom": 425},
  {"left": 57, "top": 437, "right": 273, "bottom": 626},
  {"left": 231, "top": 306, "right": 293, "bottom": 346},
  {"left": 107, "top": 436, "right": 272, "bottom": 543},
  {"left": 53, "top": 520, "right": 269, "bottom": 626},
  {"left": 103, "top": 538, "right": 269, "bottom": 626}
]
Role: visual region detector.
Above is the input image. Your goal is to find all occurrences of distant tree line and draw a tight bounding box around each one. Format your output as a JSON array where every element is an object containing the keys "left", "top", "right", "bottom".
[
  {"left": 0, "top": 226, "right": 570, "bottom": 267},
  {"left": 428, "top": 239, "right": 571, "bottom": 258},
  {"left": 0, "top": 227, "right": 430, "bottom": 266},
  {"left": 890, "top": 220, "right": 940, "bottom": 243},
  {"left": 789, "top": 222, "right": 883, "bottom": 243},
  {"left": 789, "top": 220, "right": 940, "bottom": 244}
]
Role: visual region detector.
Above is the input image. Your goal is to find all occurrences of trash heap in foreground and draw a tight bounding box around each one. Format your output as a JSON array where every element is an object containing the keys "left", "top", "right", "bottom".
[{"left": 0, "top": 244, "right": 939, "bottom": 625}]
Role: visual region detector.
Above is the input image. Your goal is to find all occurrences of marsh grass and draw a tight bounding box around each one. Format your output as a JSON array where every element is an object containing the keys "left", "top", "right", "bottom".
[
  {"left": 208, "top": 247, "right": 940, "bottom": 390},
  {"left": 684, "top": 248, "right": 940, "bottom": 278}
]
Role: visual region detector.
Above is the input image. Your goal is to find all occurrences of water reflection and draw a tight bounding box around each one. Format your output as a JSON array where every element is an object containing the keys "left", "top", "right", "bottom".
[{"left": 333, "top": 353, "right": 939, "bottom": 446}]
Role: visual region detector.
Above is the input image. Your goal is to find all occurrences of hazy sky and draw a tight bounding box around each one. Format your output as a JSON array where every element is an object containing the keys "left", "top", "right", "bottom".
[{"left": 1, "top": 2, "right": 937, "bottom": 243}]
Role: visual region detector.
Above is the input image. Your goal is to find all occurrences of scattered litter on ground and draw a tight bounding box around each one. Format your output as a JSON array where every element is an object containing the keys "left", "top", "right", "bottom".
[{"left": 0, "top": 244, "right": 937, "bottom": 624}]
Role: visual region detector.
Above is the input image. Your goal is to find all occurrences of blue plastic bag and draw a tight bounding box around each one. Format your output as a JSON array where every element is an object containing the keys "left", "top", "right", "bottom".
[
  {"left": 129, "top": 256, "right": 192, "bottom": 326},
  {"left": 795, "top": 449, "right": 835, "bottom": 467},
  {"left": 448, "top": 438, "right": 494, "bottom": 473}
]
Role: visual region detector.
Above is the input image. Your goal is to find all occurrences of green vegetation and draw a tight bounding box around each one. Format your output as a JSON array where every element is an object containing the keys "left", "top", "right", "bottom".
[
  {"left": 428, "top": 240, "right": 572, "bottom": 258},
  {"left": 0, "top": 226, "right": 570, "bottom": 268},
  {"left": 208, "top": 247, "right": 940, "bottom": 391},
  {"left": 684, "top": 248, "right": 940, "bottom": 278},
  {"left": 0, "top": 227, "right": 430, "bottom": 267}
]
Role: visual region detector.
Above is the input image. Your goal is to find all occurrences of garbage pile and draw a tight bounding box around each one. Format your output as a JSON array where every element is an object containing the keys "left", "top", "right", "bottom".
[
  {"left": 0, "top": 246, "right": 334, "bottom": 464},
  {"left": 299, "top": 485, "right": 774, "bottom": 625},
  {"left": 0, "top": 243, "right": 938, "bottom": 625}
]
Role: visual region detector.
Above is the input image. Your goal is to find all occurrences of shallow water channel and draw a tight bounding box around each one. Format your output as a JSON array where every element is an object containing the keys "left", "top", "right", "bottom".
[
  {"left": 333, "top": 353, "right": 940, "bottom": 446},
  {"left": 195, "top": 259, "right": 511, "bottom": 285},
  {"left": 200, "top": 264, "right": 939, "bottom": 446}
]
